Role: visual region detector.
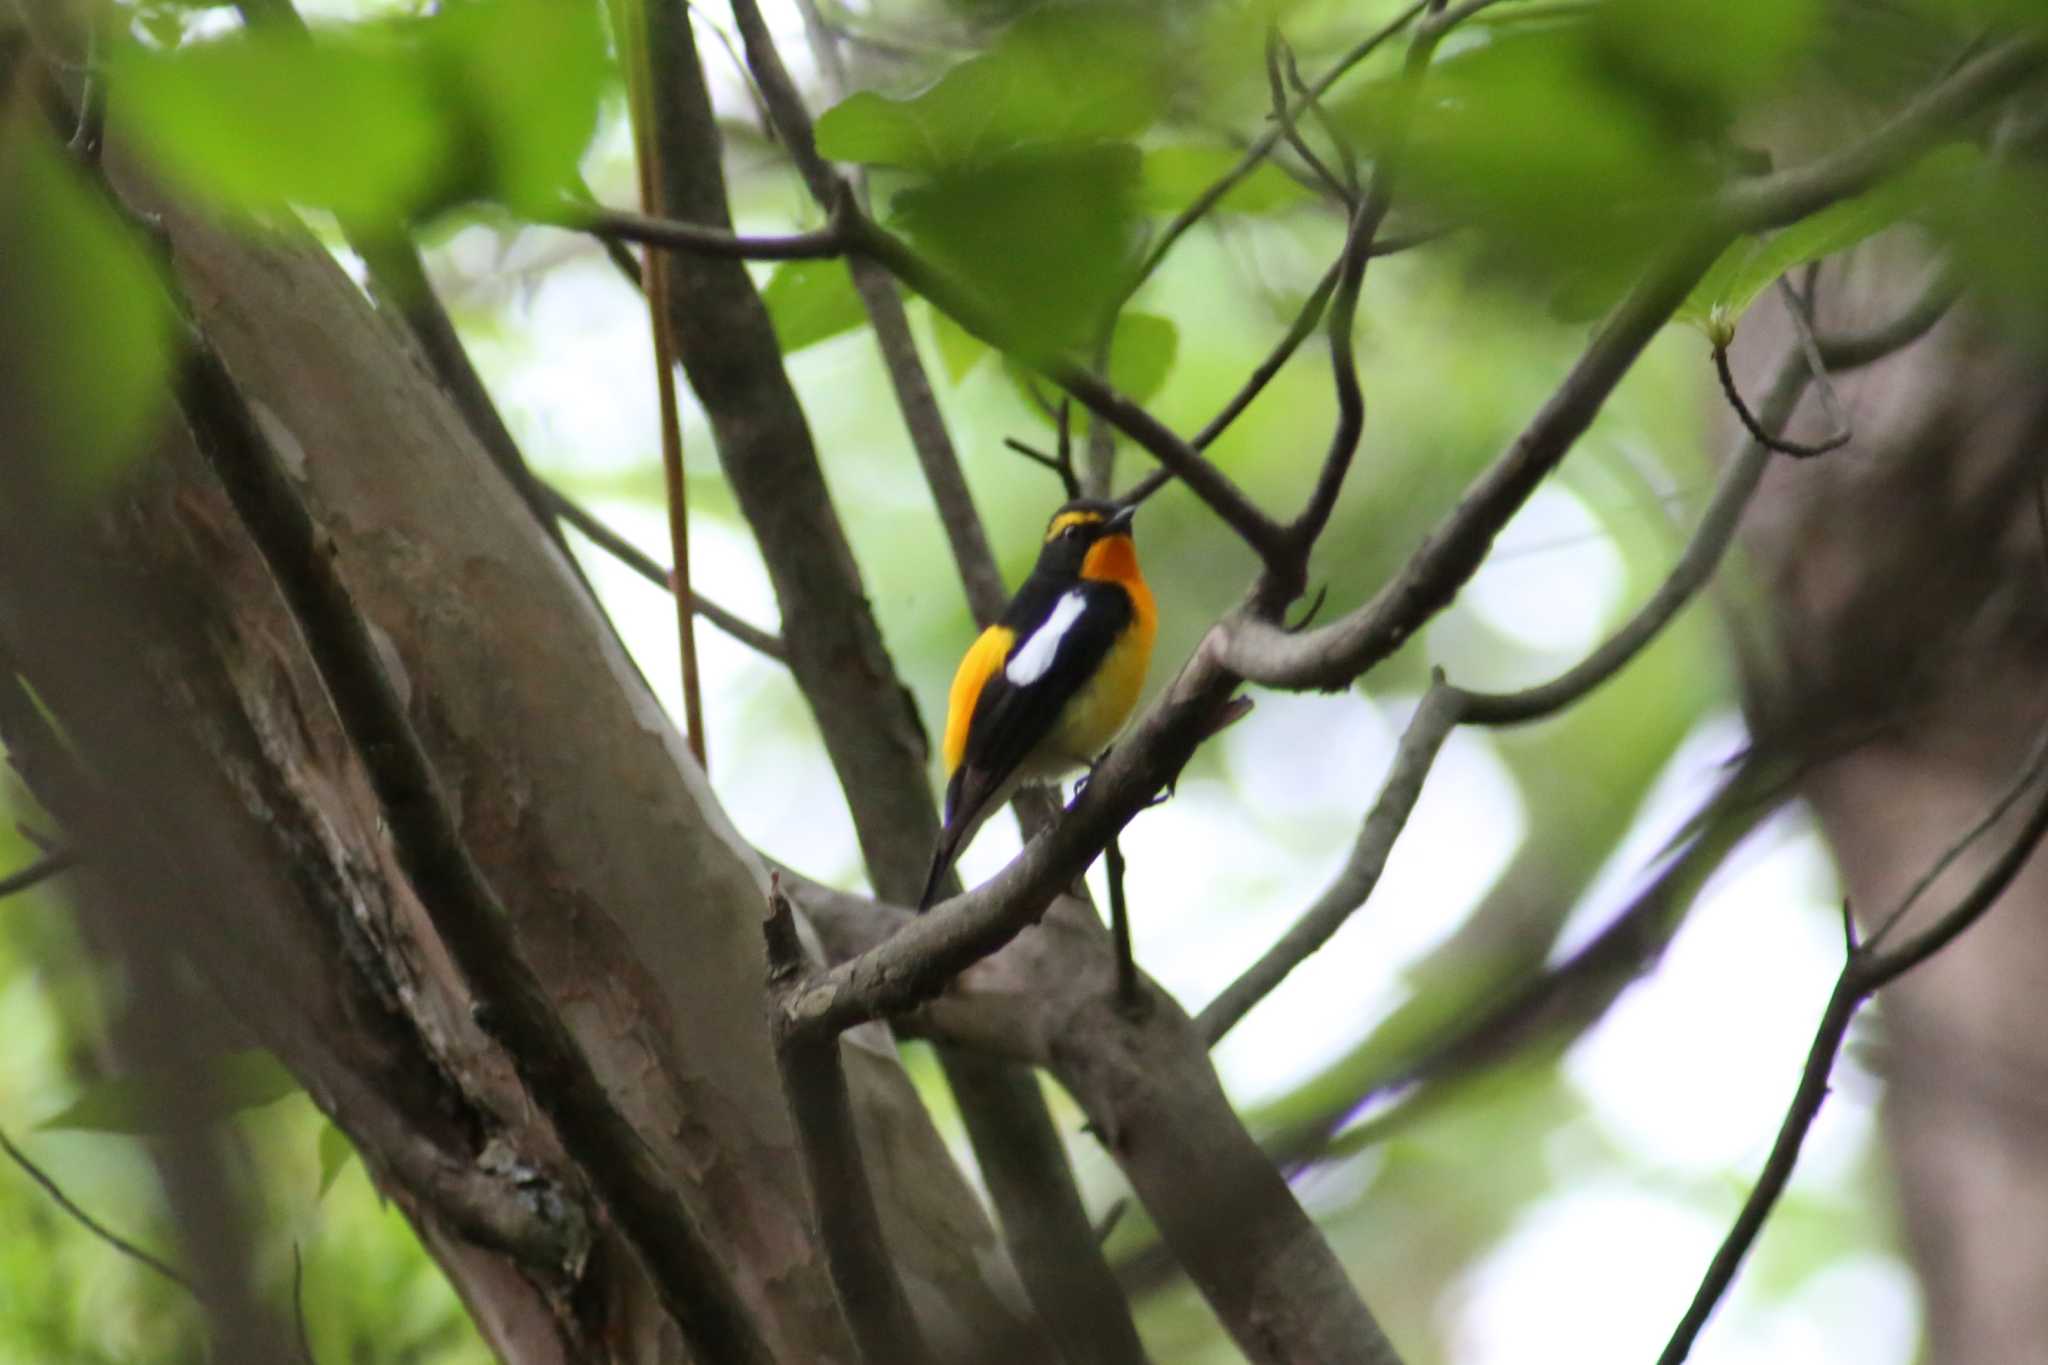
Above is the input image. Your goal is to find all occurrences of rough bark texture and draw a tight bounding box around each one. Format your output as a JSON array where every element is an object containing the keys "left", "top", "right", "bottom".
[
  {"left": 2, "top": 119, "right": 1033, "bottom": 1363},
  {"left": 1722, "top": 245, "right": 2048, "bottom": 1362}
]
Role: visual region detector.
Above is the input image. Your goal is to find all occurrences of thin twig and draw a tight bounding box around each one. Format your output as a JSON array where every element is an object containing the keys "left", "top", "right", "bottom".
[
  {"left": 1125, "top": 0, "right": 1428, "bottom": 296},
  {"left": 1198, "top": 679, "right": 1463, "bottom": 1043},
  {"left": 728, "top": 0, "right": 1007, "bottom": 622},
  {"left": 568, "top": 203, "right": 850, "bottom": 259},
  {"left": 1660, "top": 722, "right": 2048, "bottom": 1364},
  {"left": 0, "top": 846, "right": 77, "bottom": 900},
  {"left": 1004, "top": 438, "right": 1082, "bottom": 499},
  {"left": 1711, "top": 345, "right": 1849, "bottom": 459},
  {"left": 0, "top": 1126, "right": 194, "bottom": 1292},
  {"left": 621, "top": 0, "right": 708, "bottom": 768},
  {"left": 1460, "top": 271, "right": 1957, "bottom": 725},
  {"left": 1874, "top": 729, "right": 2048, "bottom": 953},
  {"left": 539, "top": 485, "right": 788, "bottom": 661},
  {"left": 1265, "top": 29, "right": 1356, "bottom": 207},
  {"left": 1774, "top": 276, "right": 1850, "bottom": 439}
]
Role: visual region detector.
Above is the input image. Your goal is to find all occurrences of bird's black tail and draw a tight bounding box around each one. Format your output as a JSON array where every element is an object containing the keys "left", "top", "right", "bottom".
[{"left": 917, "top": 831, "right": 959, "bottom": 910}]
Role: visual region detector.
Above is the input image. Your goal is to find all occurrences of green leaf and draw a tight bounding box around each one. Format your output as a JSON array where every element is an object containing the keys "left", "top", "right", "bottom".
[
  {"left": 892, "top": 143, "right": 1142, "bottom": 356},
  {"left": 113, "top": 0, "right": 607, "bottom": 221},
  {"left": 928, "top": 304, "right": 993, "bottom": 384},
  {"left": 420, "top": 0, "right": 609, "bottom": 215},
  {"left": 1672, "top": 151, "right": 1975, "bottom": 336},
  {"left": 41, "top": 1050, "right": 302, "bottom": 1134},
  {"left": 318, "top": 1121, "right": 358, "bottom": 1198},
  {"left": 815, "top": 9, "right": 1165, "bottom": 171},
  {"left": 0, "top": 137, "right": 174, "bottom": 498},
  {"left": 116, "top": 31, "right": 447, "bottom": 221},
  {"left": 1107, "top": 312, "right": 1177, "bottom": 405},
  {"left": 761, "top": 259, "right": 867, "bottom": 354},
  {"left": 1136, "top": 145, "right": 1314, "bottom": 217}
]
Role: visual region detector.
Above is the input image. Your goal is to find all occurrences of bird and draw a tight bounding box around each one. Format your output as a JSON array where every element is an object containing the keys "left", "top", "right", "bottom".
[{"left": 919, "top": 498, "right": 1157, "bottom": 909}]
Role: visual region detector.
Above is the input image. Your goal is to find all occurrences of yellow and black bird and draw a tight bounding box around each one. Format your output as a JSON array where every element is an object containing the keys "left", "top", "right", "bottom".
[{"left": 920, "top": 499, "right": 1158, "bottom": 909}]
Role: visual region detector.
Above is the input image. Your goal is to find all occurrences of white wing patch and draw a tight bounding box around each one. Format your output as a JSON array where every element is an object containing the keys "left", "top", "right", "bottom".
[{"left": 1005, "top": 590, "right": 1087, "bottom": 686}]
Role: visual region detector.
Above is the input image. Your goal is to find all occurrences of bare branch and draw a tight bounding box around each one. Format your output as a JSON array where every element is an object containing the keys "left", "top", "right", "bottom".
[
  {"left": 1105, "top": 834, "right": 1138, "bottom": 1009},
  {"left": 539, "top": 484, "right": 789, "bottom": 661},
  {"left": 0, "top": 1126, "right": 194, "bottom": 1293},
  {"left": 1218, "top": 227, "right": 1731, "bottom": 689},
  {"left": 1457, "top": 378, "right": 1786, "bottom": 725},
  {"left": 1660, "top": 721, "right": 2048, "bottom": 1364},
  {"left": 567, "top": 201, "right": 850, "bottom": 259},
  {"left": 1199, "top": 679, "right": 1463, "bottom": 1043},
  {"left": 0, "top": 845, "right": 77, "bottom": 900},
  {"left": 1460, "top": 273, "right": 1960, "bottom": 725},
  {"left": 1265, "top": 29, "right": 1356, "bottom": 208},
  {"left": 621, "top": 10, "right": 709, "bottom": 766},
  {"left": 765, "top": 881, "right": 937, "bottom": 1365}
]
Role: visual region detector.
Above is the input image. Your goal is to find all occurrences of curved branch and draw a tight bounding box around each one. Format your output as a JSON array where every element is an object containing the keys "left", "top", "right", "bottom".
[
  {"left": 1198, "top": 679, "right": 1463, "bottom": 1043},
  {"left": 1217, "top": 228, "right": 1731, "bottom": 690},
  {"left": 1711, "top": 344, "right": 1848, "bottom": 459}
]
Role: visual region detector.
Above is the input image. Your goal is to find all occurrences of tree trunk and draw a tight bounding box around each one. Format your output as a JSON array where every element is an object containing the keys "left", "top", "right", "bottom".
[
  {"left": 1722, "top": 244, "right": 2048, "bottom": 1362},
  {"left": 0, "top": 142, "right": 1038, "bottom": 1362}
]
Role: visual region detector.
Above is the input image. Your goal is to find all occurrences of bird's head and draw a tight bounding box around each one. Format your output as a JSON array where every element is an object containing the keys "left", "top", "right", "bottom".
[{"left": 1033, "top": 498, "right": 1140, "bottom": 585}]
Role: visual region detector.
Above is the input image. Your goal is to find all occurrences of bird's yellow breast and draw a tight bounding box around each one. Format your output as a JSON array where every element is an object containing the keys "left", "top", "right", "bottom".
[{"left": 1040, "top": 573, "right": 1156, "bottom": 771}]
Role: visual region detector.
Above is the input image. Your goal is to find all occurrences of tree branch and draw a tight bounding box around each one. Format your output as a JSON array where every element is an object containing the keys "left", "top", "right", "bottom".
[
  {"left": 538, "top": 483, "right": 789, "bottom": 661},
  {"left": 1459, "top": 272, "right": 1959, "bottom": 726},
  {"left": 1717, "top": 35, "right": 2048, "bottom": 234},
  {"left": 0, "top": 1125, "right": 193, "bottom": 1293},
  {"left": 721, "top": 11, "right": 1147, "bottom": 1358},
  {"left": 566, "top": 201, "right": 851, "bottom": 258},
  {"left": 764, "top": 881, "right": 936, "bottom": 1365},
  {"left": 0, "top": 845, "right": 76, "bottom": 900},
  {"left": 1199, "top": 678, "right": 1463, "bottom": 1043},
  {"left": 1660, "top": 718, "right": 2048, "bottom": 1364},
  {"left": 1216, "top": 227, "right": 1731, "bottom": 689}
]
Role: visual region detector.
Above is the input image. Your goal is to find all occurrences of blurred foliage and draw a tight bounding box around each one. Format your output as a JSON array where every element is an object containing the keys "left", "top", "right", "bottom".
[
  {"left": 114, "top": 0, "right": 608, "bottom": 221},
  {"left": 0, "top": 137, "right": 173, "bottom": 500}
]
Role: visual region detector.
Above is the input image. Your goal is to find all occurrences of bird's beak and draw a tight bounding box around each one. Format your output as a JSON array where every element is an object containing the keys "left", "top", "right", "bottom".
[{"left": 1104, "top": 504, "right": 1137, "bottom": 535}]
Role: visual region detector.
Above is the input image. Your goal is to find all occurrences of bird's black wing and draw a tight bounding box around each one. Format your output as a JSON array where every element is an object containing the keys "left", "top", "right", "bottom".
[{"left": 945, "top": 579, "right": 1132, "bottom": 824}]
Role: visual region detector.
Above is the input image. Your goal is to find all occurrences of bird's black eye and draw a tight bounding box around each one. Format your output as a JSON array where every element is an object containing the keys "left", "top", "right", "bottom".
[{"left": 1062, "top": 524, "right": 1084, "bottom": 540}]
